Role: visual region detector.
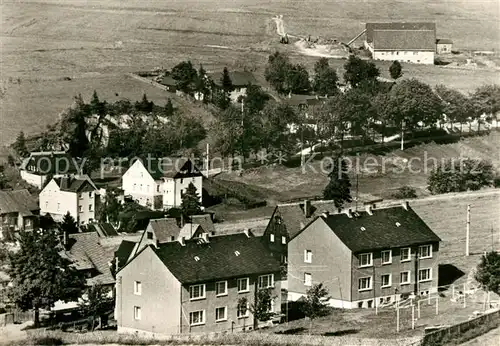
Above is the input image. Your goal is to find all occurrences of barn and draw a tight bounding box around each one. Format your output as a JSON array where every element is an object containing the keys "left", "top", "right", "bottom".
[{"left": 364, "top": 22, "right": 436, "bottom": 65}]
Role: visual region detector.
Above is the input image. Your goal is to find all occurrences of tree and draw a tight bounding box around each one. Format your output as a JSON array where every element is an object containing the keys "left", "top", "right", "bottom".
[
  {"left": 341, "top": 87, "right": 376, "bottom": 138},
  {"left": 343, "top": 55, "right": 380, "bottom": 87},
  {"left": 260, "top": 103, "right": 299, "bottom": 154},
  {"left": 97, "top": 191, "right": 123, "bottom": 225},
  {"left": 181, "top": 182, "right": 202, "bottom": 216},
  {"left": 427, "top": 158, "right": 495, "bottom": 194},
  {"left": 13, "top": 131, "right": 28, "bottom": 157},
  {"left": 78, "top": 283, "right": 113, "bottom": 331},
  {"left": 134, "top": 93, "right": 154, "bottom": 113},
  {"left": 59, "top": 212, "right": 79, "bottom": 235},
  {"left": 475, "top": 251, "right": 500, "bottom": 295},
  {"left": 389, "top": 61, "right": 403, "bottom": 79},
  {"left": 60, "top": 94, "right": 90, "bottom": 158},
  {"left": 470, "top": 84, "right": 500, "bottom": 130},
  {"left": 221, "top": 67, "right": 234, "bottom": 94},
  {"left": 301, "top": 283, "right": 330, "bottom": 334},
  {"left": 195, "top": 64, "right": 209, "bottom": 100},
  {"left": 435, "top": 85, "right": 472, "bottom": 131},
  {"left": 313, "top": 58, "right": 338, "bottom": 96},
  {"left": 391, "top": 186, "right": 417, "bottom": 199},
  {"left": 212, "top": 110, "right": 243, "bottom": 157},
  {"left": 171, "top": 61, "right": 198, "bottom": 95},
  {"left": 241, "top": 84, "right": 270, "bottom": 115},
  {"left": 8, "top": 229, "right": 86, "bottom": 326},
  {"left": 89, "top": 90, "right": 106, "bottom": 116},
  {"left": 265, "top": 52, "right": 292, "bottom": 94},
  {"left": 285, "top": 64, "right": 311, "bottom": 94},
  {"left": 323, "top": 156, "right": 352, "bottom": 208},
  {"left": 249, "top": 288, "right": 275, "bottom": 329},
  {"left": 164, "top": 99, "right": 174, "bottom": 117}
]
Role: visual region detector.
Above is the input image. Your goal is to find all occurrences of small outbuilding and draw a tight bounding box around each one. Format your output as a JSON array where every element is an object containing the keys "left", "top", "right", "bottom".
[{"left": 436, "top": 39, "right": 453, "bottom": 54}]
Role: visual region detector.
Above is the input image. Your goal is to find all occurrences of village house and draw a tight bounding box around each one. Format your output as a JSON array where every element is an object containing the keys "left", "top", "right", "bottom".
[
  {"left": 264, "top": 200, "right": 441, "bottom": 309},
  {"left": 364, "top": 22, "right": 437, "bottom": 64},
  {"left": 39, "top": 175, "right": 101, "bottom": 224},
  {"left": 121, "top": 158, "right": 204, "bottom": 211},
  {"left": 207, "top": 71, "right": 258, "bottom": 103},
  {"left": 0, "top": 189, "right": 39, "bottom": 240},
  {"left": 115, "top": 232, "right": 283, "bottom": 336},
  {"left": 20, "top": 151, "right": 79, "bottom": 189},
  {"left": 436, "top": 38, "right": 453, "bottom": 54}
]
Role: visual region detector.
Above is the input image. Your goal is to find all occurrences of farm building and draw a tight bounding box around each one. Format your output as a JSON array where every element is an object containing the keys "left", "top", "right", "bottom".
[
  {"left": 436, "top": 38, "right": 453, "bottom": 54},
  {"left": 364, "top": 22, "right": 436, "bottom": 65}
]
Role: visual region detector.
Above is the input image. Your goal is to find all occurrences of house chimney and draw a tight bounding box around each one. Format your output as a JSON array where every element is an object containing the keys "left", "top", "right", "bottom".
[
  {"left": 303, "top": 199, "right": 311, "bottom": 217},
  {"left": 201, "top": 233, "right": 209, "bottom": 243},
  {"left": 243, "top": 228, "right": 250, "bottom": 238},
  {"left": 402, "top": 201, "right": 409, "bottom": 211},
  {"left": 345, "top": 208, "right": 353, "bottom": 218},
  {"left": 179, "top": 236, "right": 186, "bottom": 246},
  {"left": 365, "top": 205, "right": 373, "bottom": 215}
]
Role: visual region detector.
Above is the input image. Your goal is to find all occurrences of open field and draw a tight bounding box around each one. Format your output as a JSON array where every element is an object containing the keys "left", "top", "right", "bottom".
[{"left": 1, "top": 0, "right": 499, "bottom": 145}]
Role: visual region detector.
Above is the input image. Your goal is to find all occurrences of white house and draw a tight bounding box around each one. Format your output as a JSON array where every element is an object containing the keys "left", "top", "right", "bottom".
[
  {"left": 39, "top": 175, "right": 101, "bottom": 224},
  {"left": 207, "top": 71, "right": 258, "bottom": 103},
  {"left": 121, "top": 158, "right": 204, "bottom": 211},
  {"left": 20, "top": 151, "right": 80, "bottom": 189},
  {"left": 364, "top": 22, "right": 436, "bottom": 65}
]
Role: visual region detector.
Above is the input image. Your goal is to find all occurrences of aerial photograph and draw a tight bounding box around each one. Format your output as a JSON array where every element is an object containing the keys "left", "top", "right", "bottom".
[{"left": 0, "top": 0, "right": 499, "bottom": 345}]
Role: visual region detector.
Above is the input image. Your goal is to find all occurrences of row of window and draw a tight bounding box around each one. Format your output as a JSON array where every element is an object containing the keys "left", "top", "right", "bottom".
[
  {"left": 380, "top": 51, "right": 420, "bottom": 56},
  {"left": 358, "top": 268, "right": 432, "bottom": 291},
  {"left": 358, "top": 245, "right": 433, "bottom": 268},
  {"left": 44, "top": 201, "right": 93, "bottom": 212},
  {"left": 132, "top": 183, "right": 160, "bottom": 193},
  {"left": 133, "top": 275, "right": 275, "bottom": 300},
  {"left": 269, "top": 234, "right": 286, "bottom": 244}
]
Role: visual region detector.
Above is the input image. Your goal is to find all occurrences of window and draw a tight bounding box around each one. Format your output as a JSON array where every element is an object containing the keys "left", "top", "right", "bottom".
[
  {"left": 419, "top": 245, "right": 432, "bottom": 259},
  {"left": 215, "top": 307, "right": 227, "bottom": 322},
  {"left": 134, "top": 306, "right": 141, "bottom": 320},
  {"left": 237, "top": 278, "right": 249, "bottom": 293},
  {"left": 270, "top": 234, "right": 275, "bottom": 242},
  {"left": 304, "top": 273, "right": 312, "bottom": 286},
  {"left": 381, "top": 274, "right": 391, "bottom": 288},
  {"left": 400, "top": 248, "right": 411, "bottom": 262},
  {"left": 45, "top": 201, "right": 48, "bottom": 209},
  {"left": 134, "top": 281, "right": 142, "bottom": 295},
  {"left": 215, "top": 281, "right": 227, "bottom": 296},
  {"left": 147, "top": 232, "right": 153, "bottom": 240},
  {"left": 281, "top": 236, "right": 286, "bottom": 244},
  {"left": 189, "top": 310, "right": 205, "bottom": 326},
  {"left": 281, "top": 254, "right": 288, "bottom": 263},
  {"left": 79, "top": 205, "right": 83, "bottom": 213},
  {"left": 400, "top": 271, "right": 411, "bottom": 285},
  {"left": 237, "top": 301, "right": 249, "bottom": 318},
  {"left": 358, "top": 277, "right": 372, "bottom": 291},
  {"left": 189, "top": 284, "right": 206, "bottom": 300},
  {"left": 89, "top": 192, "right": 92, "bottom": 198},
  {"left": 304, "top": 250, "right": 312, "bottom": 263},
  {"left": 57, "top": 203, "right": 60, "bottom": 211},
  {"left": 381, "top": 250, "right": 392, "bottom": 264},
  {"left": 157, "top": 185, "right": 160, "bottom": 192},
  {"left": 418, "top": 268, "right": 432, "bottom": 282},
  {"left": 359, "top": 253, "right": 373, "bottom": 267},
  {"left": 258, "top": 274, "right": 274, "bottom": 289},
  {"left": 140, "top": 184, "right": 143, "bottom": 191},
  {"left": 88, "top": 204, "right": 92, "bottom": 212}
]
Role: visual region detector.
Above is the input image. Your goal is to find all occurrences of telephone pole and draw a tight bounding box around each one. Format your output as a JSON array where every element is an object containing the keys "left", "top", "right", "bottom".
[
  {"left": 466, "top": 204, "right": 471, "bottom": 256},
  {"left": 400, "top": 120, "right": 405, "bottom": 151}
]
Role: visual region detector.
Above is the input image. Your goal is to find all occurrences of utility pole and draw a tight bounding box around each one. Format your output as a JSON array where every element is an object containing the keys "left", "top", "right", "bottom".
[
  {"left": 400, "top": 120, "right": 405, "bottom": 151},
  {"left": 396, "top": 305, "right": 400, "bottom": 332},
  {"left": 466, "top": 204, "right": 471, "bottom": 256},
  {"left": 411, "top": 303, "right": 415, "bottom": 330},
  {"left": 463, "top": 283, "right": 467, "bottom": 308},
  {"left": 205, "top": 143, "right": 209, "bottom": 177},
  {"left": 435, "top": 296, "right": 439, "bottom": 315}
]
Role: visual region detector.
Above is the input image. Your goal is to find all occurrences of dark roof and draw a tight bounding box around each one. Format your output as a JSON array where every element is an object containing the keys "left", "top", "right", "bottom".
[
  {"left": 153, "top": 233, "right": 281, "bottom": 284},
  {"left": 53, "top": 175, "right": 98, "bottom": 193},
  {"left": 86, "top": 223, "right": 118, "bottom": 237},
  {"left": 160, "top": 75, "right": 177, "bottom": 87},
  {"left": 20, "top": 151, "right": 79, "bottom": 175},
  {"left": 115, "top": 240, "right": 136, "bottom": 268},
  {"left": 436, "top": 38, "right": 453, "bottom": 44},
  {"left": 191, "top": 214, "right": 215, "bottom": 234},
  {"left": 283, "top": 94, "right": 326, "bottom": 107},
  {"left": 148, "top": 218, "right": 180, "bottom": 243},
  {"left": 366, "top": 22, "right": 436, "bottom": 51},
  {"left": 0, "top": 189, "right": 39, "bottom": 216},
  {"left": 318, "top": 206, "right": 441, "bottom": 252},
  {"left": 134, "top": 158, "right": 204, "bottom": 180},
  {"left": 208, "top": 71, "right": 257, "bottom": 87}
]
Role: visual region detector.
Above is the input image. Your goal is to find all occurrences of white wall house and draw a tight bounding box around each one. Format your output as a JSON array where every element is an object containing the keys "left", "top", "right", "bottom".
[
  {"left": 364, "top": 22, "right": 436, "bottom": 65},
  {"left": 20, "top": 151, "right": 79, "bottom": 189},
  {"left": 122, "top": 159, "right": 204, "bottom": 211},
  {"left": 207, "top": 71, "right": 258, "bottom": 103},
  {"left": 39, "top": 175, "right": 100, "bottom": 224}
]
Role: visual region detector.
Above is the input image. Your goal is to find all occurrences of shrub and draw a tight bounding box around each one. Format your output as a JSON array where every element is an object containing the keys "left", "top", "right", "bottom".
[
  {"left": 391, "top": 186, "right": 417, "bottom": 199},
  {"left": 31, "top": 337, "right": 64, "bottom": 345}
]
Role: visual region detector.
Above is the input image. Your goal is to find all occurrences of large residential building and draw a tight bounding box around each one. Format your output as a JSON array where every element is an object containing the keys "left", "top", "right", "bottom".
[
  {"left": 39, "top": 175, "right": 101, "bottom": 224},
  {"left": 121, "top": 158, "right": 204, "bottom": 211},
  {"left": 20, "top": 151, "right": 79, "bottom": 189},
  {"left": 0, "top": 189, "right": 39, "bottom": 240},
  {"left": 116, "top": 232, "right": 283, "bottom": 336},
  {"left": 264, "top": 201, "right": 441, "bottom": 309},
  {"left": 364, "top": 22, "right": 436, "bottom": 65}
]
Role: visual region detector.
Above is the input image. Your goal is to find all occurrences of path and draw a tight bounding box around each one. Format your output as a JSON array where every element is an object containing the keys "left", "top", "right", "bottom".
[
  {"left": 459, "top": 326, "right": 500, "bottom": 346},
  {"left": 0, "top": 321, "right": 31, "bottom": 345}
]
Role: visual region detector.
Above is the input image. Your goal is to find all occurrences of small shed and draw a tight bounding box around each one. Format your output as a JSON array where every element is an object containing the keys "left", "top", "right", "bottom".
[{"left": 436, "top": 39, "right": 453, "bottom": 54}]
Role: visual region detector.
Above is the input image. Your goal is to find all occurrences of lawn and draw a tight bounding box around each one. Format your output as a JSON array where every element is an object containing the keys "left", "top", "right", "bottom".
[{"left": 1, "top": 0, "right": 499, "bottom": 146}]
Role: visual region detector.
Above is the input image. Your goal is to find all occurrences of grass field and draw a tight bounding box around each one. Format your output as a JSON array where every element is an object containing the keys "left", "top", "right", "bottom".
[{"left": 1, "top": 0, "right": 499, "bottom": 146}]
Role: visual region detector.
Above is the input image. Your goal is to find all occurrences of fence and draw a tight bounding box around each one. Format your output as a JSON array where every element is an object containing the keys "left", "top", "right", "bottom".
[
  {"left": 420, "top": 308, "right": 500, "bottom": 346},
  {"left": 0, "top": 310, "right": 34, "bottom": 326}
]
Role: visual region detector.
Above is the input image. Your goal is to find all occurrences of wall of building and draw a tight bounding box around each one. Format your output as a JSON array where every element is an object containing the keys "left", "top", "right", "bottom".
[
  {"left": 162, "top": 178, "right": 176, "bottom": 208},
  {"left": 76, "top": 191, "right": 97, "bottom": 224},
  {"left": 169, "top": 176, "right": 203, "bottom": 209},
  {"left": 122, "top": 161, "right": 162, "bottom": 209},
  {"left": 116, "top": 246, "right": 182, "bottom": 335},
  {"left": 287, "top": 217, "right": 352, "bottom": 303},
  {"left": 39, "top": 180, "right": 77, "bottom": 222},
  {"left": 20, "top": 171, "right": 45, "bottom": 189},
  {"left": 436, "top": 44, "right": 452, "bottom": 54},
  {"left": 372, "top": 50, "right": 434, "bottom": 65}
]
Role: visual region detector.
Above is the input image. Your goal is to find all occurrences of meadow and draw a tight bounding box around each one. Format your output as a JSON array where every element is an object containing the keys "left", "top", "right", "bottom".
[{"left": 1, "top": 0, "right": 499, "bottom": 146}]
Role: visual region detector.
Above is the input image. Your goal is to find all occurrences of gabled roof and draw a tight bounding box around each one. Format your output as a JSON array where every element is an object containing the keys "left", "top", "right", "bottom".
[
  {"left": 53, "top": 175, "right": 98, "bottom": 193},
  {"left": 65, "top": 232, "right": 115, "bottom": 286},
  {"left": 315, "top": 206, "right": 441, "bottom": 252},
  {"left": 366, "top": 22, "right": 436, "bottom": 51},
  {"left": 20, "top": 151, "right": 79, "bottom": 175},
  {"left": 190, "top": 214, "right": 215, "bottom": 234},
  {"left": 179, "top": 223, "right": 202, "bottom": 240},
  {"left": 208, "top": 71, "right": 258, "bottom": 87},
  {"left": 0, "top": 189, "right": 39, "bottom": 216},
  {"left": 153, "top": 233, "right": 281, "bottom": 284},
  {"left": 148, "top": 218, "right": 180, "bottom": 243},
  {"left": 85, "top": 223, "right": 118, "bottom": 237},
  {"left": 115, "top": 240, "right": 137, "bottom": 268},
  {"left": 130, "top": 158, "right": 204, "bottom": 180}
]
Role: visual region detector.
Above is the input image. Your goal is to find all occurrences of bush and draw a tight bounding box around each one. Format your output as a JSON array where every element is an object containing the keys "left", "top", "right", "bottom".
[
  {"left": 31, "top": 337, "right": 64, "bottom": 345},
  {"left": 391, "top": 186, "right": 417, "bottom": 199},
  {"left": 494, "top": 176, "right": 500, "bottom": 188}
]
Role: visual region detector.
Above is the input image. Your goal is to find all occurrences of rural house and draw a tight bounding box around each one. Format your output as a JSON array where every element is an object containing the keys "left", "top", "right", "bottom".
[
  {"left": 121, "top": 158, "right": 204, "bottom": 211},
  {"left": 436, "top": 38, "right": 453, "bottom": 54},
  {"left": 207, "top": 71, "right": 258, "bottom": 103},
  {"left": 265, "top": 201, "right": 441, "bottom": 309},
  {"left": 364, "top": 22, "right": 436, "bottom": 64},
  {"left": 39, "top": 175, "right": 101, "bottom": 224},
  {"left": 20, "top": 151, "right": 79, "bottom": 189},
  {"left": 115, "top": 232, "right": 283, "bottom": 336},
  {"left": 0, "top": 189, "right": 39, "bottom": 240}
]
